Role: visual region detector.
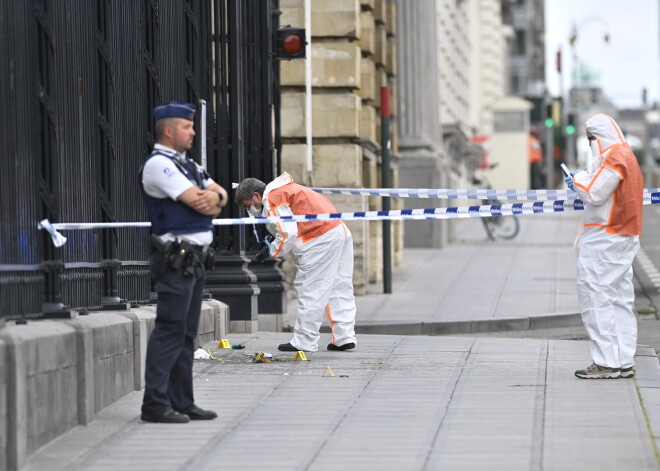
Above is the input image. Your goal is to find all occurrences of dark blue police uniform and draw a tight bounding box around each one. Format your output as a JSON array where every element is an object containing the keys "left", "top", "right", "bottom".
[{"left": 139, "top": 102, "right": 215, "bottom": 422}]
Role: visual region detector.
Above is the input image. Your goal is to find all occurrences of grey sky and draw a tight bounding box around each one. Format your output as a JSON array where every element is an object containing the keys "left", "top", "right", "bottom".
[{"left": 545, "top": 0, "right": 659, "bottom": 109}]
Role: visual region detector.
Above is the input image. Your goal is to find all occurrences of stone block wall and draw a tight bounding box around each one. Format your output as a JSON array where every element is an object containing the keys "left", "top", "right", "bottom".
[
  {"left": 0, "top": 338, "right": 6, "bottom": 471},
  {"left": 0, "top": 301, "right": 229, "bottom": 471},
  {"left": 6, "top": 322, "right": 80, "bottom": 469},
  {"left": 279, "top": 0, "right": 401, "bottom": 294}
]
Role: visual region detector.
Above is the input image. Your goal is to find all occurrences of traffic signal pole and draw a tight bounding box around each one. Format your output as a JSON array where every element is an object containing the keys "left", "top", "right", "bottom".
[
  {"left": 565, "top": 127, "right": 576, "bottom": 168},
  {"left": 544, "top": 101, "right": 555, "bottom": 189},
  {"left": 381, "top": 86, "right": 392, "bottom": 294},
  {"left": 545, "top": 117, "right": 555, "bottom": 189},
  {"left": 557, "top": 48, "right": 576, "bottom": 169}
]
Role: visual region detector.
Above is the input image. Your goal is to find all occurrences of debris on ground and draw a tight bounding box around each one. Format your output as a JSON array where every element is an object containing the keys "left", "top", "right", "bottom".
[
  {"left": 194, "top": 348, "right": 211, "bottom": 360},
  {"left": 253, "top": 352, "right": 275, "bottom": 363}
]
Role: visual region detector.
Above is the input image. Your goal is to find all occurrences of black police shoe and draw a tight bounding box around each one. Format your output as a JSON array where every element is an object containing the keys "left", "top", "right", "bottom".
[
  {"left": 141, "top": 409, "right": 190, "bottom": 424},
  {"left": 327, "top": 342, "right": 355, "bottom": 351},
  {"left": 278, "top": 342, "right": 307, "bottom": 352},
  {"left": 183, "top": 406, "right": 218, "bottom": 420}
]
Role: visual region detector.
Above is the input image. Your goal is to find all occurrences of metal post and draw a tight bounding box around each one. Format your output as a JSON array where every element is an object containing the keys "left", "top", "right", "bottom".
[
  {"left": 380, "top": 86, "right": 392, "bottom": 294},
  {"left": 565, "top": 129, "right": 575, "bottom": 168},
  {"left": 558, "top": 47, "right": 575, "bottom": 168},
  {"left": 272, "top": 0, "right": 282, "bottom": 176},
  {"left": 304, "top": 0, "right": 313, "bottom": 185},
  {"left": 199, "top": 99, "right": 207, "bottom": 169},
  {"left": 644, "top": 109, "right": 660, "bottom": 183},
  {"left": 545, "top": 120, "right": 555, "bottom": 189}
]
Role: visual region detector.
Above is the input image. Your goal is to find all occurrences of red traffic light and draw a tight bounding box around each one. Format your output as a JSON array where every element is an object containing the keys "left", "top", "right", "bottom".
[
  {"left": 556, "top": 49, "right": 562, "bottom": 73},
  {"left": 276, "top": 26, "right": 306, "bottom": 59},
  {"left": 283, "top": 34, "right": 303, "bottom": 55}
]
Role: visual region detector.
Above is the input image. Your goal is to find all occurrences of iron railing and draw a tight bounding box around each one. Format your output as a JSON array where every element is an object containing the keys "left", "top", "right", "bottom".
[{"left": 0, "top": 0, "right": 278, "bottom": 321}]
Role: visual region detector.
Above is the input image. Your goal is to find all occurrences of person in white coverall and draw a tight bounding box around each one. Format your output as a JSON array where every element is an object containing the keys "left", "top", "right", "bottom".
[
  {"left": 235, "top": 173, "right": 357, "bottom": 352},
  {"left": 564, "top": 113, "right": 644, "bottom": 379}
]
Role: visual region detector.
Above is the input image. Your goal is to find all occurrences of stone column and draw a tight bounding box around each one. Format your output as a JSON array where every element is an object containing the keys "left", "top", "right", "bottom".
[{"left": 395, "top": 0, "right": 448, "bottom": 248}]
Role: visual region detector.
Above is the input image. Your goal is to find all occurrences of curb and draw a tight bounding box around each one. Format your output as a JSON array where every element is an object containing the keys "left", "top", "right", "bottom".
[
  {"left": 633, "top": 258, "right": 660, "bottom": 319},
  {"left": 633, "top": 344, "right": 660, "bottom": 466},
  {"left": 320, "top": 312, "right": 583, "bottom": 336}
]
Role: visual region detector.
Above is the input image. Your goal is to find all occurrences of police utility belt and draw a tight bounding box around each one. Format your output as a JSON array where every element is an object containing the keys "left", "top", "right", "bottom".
[{"left": 149, "top": 235, "right": 215, "bottom": 278}]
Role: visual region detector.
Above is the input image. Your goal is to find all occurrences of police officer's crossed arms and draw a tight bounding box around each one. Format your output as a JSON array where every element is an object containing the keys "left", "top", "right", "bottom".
[
  {"left": 178, "top": 168, "right": 227, "bottom": 216},
  {"left": 139, "top": 101, "right": 226, "bottom": 424}
]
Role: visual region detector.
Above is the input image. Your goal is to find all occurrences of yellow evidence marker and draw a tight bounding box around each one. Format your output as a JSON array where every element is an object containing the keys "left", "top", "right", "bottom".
[
  {"left": 206, "top": 349, "right": 221, "bottom": 360},
  {"left": 293, "top": 351, "right": 309, "bottom": 361},
  {"left": 217, "top": 339, "right": 232, "bottom": 349},
  {"left": 253, "top": 352, "right": 272, "bottom": 363},
  {"left": 322, "top": 366, "right": 335, "bottom": 377}
]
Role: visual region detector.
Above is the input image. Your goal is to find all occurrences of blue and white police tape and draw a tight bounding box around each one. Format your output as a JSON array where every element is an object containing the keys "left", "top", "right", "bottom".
[
  {"left": 38, "top": 191, "right": 660, "bottom": 246},
  {"left": 38, "top": 219, "right": 68, "bottom": 247},
  {"left": 312, "top": 187, "right": 660, "bottom": 201}
]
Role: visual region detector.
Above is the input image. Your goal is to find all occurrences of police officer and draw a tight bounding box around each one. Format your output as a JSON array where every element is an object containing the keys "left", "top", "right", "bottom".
[{"left": 140, "top": 101, "right": 228, "bottom": 423}]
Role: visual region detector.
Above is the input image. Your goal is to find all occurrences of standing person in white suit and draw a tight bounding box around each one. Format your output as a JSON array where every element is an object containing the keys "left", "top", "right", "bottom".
[
  {"left": 564, "top": 113, "right": 644, "bottom": 379},
  {"left": 235, "top": 172, "right": 357, "bottom": 353}
]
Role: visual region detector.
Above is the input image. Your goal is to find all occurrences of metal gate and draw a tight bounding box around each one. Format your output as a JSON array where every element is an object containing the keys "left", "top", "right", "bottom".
[{"left": 0, "top": 0, "right": 279, "bottom": 321}]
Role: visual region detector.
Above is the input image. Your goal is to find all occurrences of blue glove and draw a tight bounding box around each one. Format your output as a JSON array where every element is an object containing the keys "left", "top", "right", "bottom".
[
  {"left": 566, "top": 169, "right": 584, "bottom": 191},
  {"left": 264, "top": 234, "right": 274, "bottom": 250},
  {"left": 564, "top": 175, "right": 575, "bottom": 191}
]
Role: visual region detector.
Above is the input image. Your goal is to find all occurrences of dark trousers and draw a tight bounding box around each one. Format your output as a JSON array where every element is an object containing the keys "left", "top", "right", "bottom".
[
  {"left": 530, "top": 162, "right": 545, "bottom": 190},
  {"left": 141, "top": 262, "right": 205, "bottom": 417}
]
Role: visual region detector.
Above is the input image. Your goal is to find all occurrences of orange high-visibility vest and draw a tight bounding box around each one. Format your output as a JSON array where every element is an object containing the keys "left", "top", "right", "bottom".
[
  {"left": 267, "top": 183, "right": 341, "bottom": 243},
  {"left": 603, "top": 143, "right": 644, "bottom": 235},
  {"left": 528, "top": 136, "right": 543, "bottom": 164}
]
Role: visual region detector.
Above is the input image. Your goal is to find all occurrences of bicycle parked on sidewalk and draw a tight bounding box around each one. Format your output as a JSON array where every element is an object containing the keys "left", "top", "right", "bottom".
[{"left": 471, "top": 163, "right": 520, "bottom": 241}]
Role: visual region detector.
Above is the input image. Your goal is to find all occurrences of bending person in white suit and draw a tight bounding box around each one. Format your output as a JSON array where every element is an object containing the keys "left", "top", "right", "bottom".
[{"left": 235, "top": 172, "right": 357, "bottom": 353}]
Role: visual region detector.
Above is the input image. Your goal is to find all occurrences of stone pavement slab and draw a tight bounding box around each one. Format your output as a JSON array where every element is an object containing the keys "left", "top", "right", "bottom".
[
  {"left": 282, "top": 212, "right": 585, "bottom": 338},
  {"left": 355, "top": 213, "right": 581, "bottom": 323},
  {"left": 24, "top": 332, "right": 660, "bottom": 471}
]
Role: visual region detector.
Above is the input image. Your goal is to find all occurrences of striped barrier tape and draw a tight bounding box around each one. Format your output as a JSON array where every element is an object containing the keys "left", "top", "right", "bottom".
[
  {"left": 38, "top": 191, "right": 660, "bottom": 247},
  {"left": 312, "top": 187, "right": 660, "bottom": 201}
]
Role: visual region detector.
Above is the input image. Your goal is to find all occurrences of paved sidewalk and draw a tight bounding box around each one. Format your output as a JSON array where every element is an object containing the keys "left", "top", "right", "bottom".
[
  {"left": 307, "top": 212, "right": 583, "bottom": 336},
  {"left": 24, "top": 332, "right": 660, "bottom": 470},
  {"left": 24, "top": 209, "right": 660, "bottom": 470}
]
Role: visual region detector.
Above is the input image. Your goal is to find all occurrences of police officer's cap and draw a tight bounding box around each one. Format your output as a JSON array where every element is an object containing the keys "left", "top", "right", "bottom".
[{"left": 153, "top": 101, "right": 196, "bottom": 122}]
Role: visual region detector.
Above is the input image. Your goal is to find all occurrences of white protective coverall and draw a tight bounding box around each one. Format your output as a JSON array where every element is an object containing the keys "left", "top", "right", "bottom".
[
  {"left": 571, "top": 113, "right": 644, "bottom": 369},
  {"left": 262, "top": 172, "right": 357, "bottom": 351}
]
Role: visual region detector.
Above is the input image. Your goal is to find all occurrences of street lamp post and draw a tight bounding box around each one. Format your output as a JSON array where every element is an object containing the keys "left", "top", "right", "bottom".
[
  {"left": 567, "top": 18, "right": 610, "bottom": 168},
  {"left": 645, "top": 108, "right": 660, "bottom": 183}
]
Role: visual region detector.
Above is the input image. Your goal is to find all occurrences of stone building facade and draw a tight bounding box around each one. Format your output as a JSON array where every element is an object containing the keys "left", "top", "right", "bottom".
[
  {"left": 279, "top": 0, "right": 402, "bottom": 294},
  {"left": 394, "top": 0, "right": 519, "bottom": 247},
  {"left": 394, "top": 0, "right": 447, "bottom": 248},
  {"left": 506, "top": 0, "right": 545, "bottom": 99},
  {"left": 469, "top": 0, "right": 512, "bottom": 136},
  {"left": 437, "top": 0, "right": 483, "bottom": 241}
]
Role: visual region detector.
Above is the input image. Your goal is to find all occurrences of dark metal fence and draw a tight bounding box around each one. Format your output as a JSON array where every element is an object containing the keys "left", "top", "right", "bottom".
[{"left": 0, "top": 0, "right": 278, "bottom": 321}]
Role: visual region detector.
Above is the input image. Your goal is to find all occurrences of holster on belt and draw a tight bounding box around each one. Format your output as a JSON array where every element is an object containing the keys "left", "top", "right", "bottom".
[
  {"left": 170, "top": 240, "right": 191, "bottom": 272},
  {"left": 174, "top": 241, "right": 215, "bottom": 278},
  {"left": 153, "top": 238, "right": 216, "bottom": 278},
  {"left": 149, "top": 235, "right": 174, "bottom": 277},
  {"left": 204, "top": 246, "right": 216, "bottom": 270}
]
